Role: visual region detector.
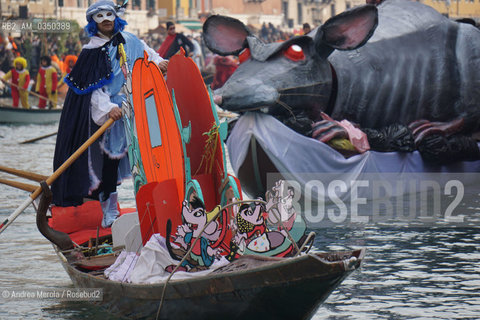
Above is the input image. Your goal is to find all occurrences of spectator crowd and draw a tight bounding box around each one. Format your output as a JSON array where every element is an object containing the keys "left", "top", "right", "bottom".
[{"left": 0, "top": 19, "right": 304, "bottom": 107}]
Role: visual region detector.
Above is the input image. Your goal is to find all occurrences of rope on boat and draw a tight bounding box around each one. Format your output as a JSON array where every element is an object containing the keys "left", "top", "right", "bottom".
[
  {"left": 60, "top": 241, "right": 89, "bottom": 254},
  {"left": 297, "top": 231, "right": 316, "bottom": 256}
]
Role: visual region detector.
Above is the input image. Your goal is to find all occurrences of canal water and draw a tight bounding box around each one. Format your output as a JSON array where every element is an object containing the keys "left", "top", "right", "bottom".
[{"left": 0, "top": 123, "right": 479, "bottom": 319}]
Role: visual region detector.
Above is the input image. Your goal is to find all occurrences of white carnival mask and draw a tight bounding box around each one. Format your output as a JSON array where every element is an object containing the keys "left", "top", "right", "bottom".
[{"left": 93, "top": 10, "right": 116, "bottom": 23}]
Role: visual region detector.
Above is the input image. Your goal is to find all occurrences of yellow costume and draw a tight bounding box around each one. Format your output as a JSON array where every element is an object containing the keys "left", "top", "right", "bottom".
[
  {"left": 36, "top": 64, "right": 58, "bottom": 109},
  {"left": 2, "top": 57, "right": 30, "bottom": 108}
]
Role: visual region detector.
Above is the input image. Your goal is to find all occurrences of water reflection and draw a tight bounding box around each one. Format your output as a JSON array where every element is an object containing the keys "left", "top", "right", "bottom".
[
  {"left": 1, "top": 124, "right": 479, "bottom": 319},
  {"left": 314, "top": 226, "right": 480, "bottom": 319}
]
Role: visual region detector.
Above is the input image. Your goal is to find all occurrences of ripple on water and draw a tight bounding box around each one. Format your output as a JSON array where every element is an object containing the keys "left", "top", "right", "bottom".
[{"left": 2, "top": 124, "right": 480, "bottom": 319}]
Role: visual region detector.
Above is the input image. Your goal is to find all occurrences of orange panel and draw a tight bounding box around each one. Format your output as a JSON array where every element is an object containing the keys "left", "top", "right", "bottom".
[
  {"left": 131, "top": 55, "right": 185, "bottom": 202},
  {"left": 166, "top": 54, "right": 225, "bottom": 209},
  {"left": 136, "top": 180, "right": 182, "bottom": 244}
]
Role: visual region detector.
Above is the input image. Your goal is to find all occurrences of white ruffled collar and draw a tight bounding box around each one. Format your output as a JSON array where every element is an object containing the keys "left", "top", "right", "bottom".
[{"left": 83, "top": 31, "right": 122, "bottom": 49}]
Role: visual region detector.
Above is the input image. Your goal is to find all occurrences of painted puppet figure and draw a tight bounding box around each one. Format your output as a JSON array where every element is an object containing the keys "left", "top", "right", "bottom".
[
  {"left": 230, "top": 180, "right": 307, "bottom": 257},
  {"left": 170, "top": 198, "right": 221, "bottom": 271}
]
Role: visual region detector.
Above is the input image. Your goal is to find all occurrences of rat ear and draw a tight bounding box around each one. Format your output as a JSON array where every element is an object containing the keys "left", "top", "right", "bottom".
[
  {"left": 203, "top": 15, "right": 251, "bottom": 56},
  {"left": 315, "top": 5, "right": 378, "bottom": 53}
]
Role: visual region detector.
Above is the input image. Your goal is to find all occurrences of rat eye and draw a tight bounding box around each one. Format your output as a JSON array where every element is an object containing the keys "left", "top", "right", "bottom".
[
  {"left": 284, "top": 44, "right": 305, "bottom": 61},
  {"left": 239, "top": 48, "right": 251, "bottom": 64}
]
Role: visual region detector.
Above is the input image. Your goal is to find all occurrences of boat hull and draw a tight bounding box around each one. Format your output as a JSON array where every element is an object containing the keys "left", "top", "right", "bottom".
[
  {"left": 0, "top": 105, "right": 61, "bottom": 124},
  {"left": 56, "top": 247, "right": 364, "bottom": 320}
]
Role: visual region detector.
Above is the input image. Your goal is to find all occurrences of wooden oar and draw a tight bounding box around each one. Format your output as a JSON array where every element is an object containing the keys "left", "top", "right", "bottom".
[
  {"left": 20, "top": 131, "right": 58, "bottom": 144},
  {"left": 0, "top": 78, "right": 64, "bottom": 106},
  {"left": 0, "top": 165, "right": 49, "bottom": 182},
  {"left": 0, "top": 178, "right": 37, "bottom": 192},
  {"left": 0, "top": 118, "right": 114, "bottom": 234}
]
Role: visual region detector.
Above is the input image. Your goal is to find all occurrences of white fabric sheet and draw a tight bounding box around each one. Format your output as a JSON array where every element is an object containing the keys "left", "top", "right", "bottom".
[
  {"left": 105, "top": 234, "right": 229, "bottom": 283},
  {"left": 227, "top": 113, "right": 480, "bottom": 200}
]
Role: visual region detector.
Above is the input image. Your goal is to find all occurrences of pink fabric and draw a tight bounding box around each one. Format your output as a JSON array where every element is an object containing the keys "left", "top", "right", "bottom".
[
  {"left": 321, "top": 112, "right": 370, "bottom": 153},
  {"left": 338, "top": 120, "right": 370, "bottom": 153}
]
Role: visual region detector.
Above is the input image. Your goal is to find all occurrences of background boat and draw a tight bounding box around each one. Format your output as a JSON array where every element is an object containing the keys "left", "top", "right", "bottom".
[
  {"left": 0, "top": 105, "right": 62, "bottom": 124},
  {"left": 0, "top": 78, "right": 64, "bottom": 124}
]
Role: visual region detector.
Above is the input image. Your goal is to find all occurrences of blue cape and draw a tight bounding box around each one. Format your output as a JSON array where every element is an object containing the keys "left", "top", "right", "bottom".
[{"left": 52, "top": 44, "right": 113, "bottom": 206}]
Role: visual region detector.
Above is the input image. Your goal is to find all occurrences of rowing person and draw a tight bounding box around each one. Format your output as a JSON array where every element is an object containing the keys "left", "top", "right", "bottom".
[
  {"left": 2, "top": 56, "right": 30, "bottom": 108},
  {"left": 52, "top": 0, "right": 168, "bottom": 228}
]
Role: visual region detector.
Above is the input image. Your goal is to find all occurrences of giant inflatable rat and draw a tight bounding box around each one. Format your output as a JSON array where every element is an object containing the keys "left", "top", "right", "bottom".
[{"left": 204, "top": 0, "right": 480, "bottom": 135}]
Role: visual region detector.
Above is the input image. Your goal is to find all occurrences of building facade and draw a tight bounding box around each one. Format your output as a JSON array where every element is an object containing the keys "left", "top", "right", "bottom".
[
  {"left": 1, "top": 0, "right": 55, "bottom": 18},
  {"left": 0, "top": 0, "right": 160, "bottom": 35},
  {"left": 421, "top": 0, "right": 480, "bottom": 20},
  {"left": 0, "top": 0, "right": 369, "bottom": 35},
  {"left": 3, "top": 0, "right": 479, "bottom": 37},
  {"left": 59, "top": 0, "right": 160, "bottom": 35},
  {"left": 283, "top": 0, "right": 364, "bottom": 30},
  {"left": 209, "top": 0, "right": 283, "bottom": 26}
]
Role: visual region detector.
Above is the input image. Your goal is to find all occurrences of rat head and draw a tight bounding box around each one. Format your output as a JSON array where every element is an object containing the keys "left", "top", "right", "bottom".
[
  {"left": 203, "top": 5, "right": 377, "bottom": 121},
  {"left": 182, "top": 197, "right": 219, "bottom": 238},
  {"left": 238, "top": 202, "right": 265, "bottom": 226}
]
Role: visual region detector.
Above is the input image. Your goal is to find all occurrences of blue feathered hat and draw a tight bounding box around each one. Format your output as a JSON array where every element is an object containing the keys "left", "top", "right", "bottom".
[{"left": 85, "top": 0, "right": 127, "bottom": 22}]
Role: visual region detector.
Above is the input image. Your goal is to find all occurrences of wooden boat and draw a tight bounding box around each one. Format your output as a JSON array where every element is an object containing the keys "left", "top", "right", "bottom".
[
  {"left": 56, "top": 246, "right": 364, "bottom": 320},
  {"left": 0, "top": 105, "right": 62, "bottom": 124},
  {"left": 35, "top": 184, "right": 364, "bottom": 320},
  {"left": 27, "top": 54, "right": 365, "bottom": 319}
]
